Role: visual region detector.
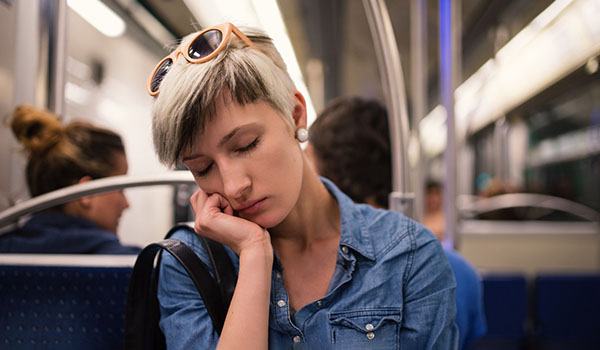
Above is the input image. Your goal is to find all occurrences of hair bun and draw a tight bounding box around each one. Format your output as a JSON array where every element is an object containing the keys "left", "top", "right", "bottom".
[{"left": 10, "top": 105, "right": 63, "bottom": 154}]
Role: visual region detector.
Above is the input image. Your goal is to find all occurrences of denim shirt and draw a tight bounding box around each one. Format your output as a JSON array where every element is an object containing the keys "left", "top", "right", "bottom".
[{"left": 158, "top": 178, "right": 458, "bottom": 349}]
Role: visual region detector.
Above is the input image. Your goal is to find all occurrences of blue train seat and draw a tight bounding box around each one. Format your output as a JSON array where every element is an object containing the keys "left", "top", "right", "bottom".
[
  {"left": 534, "top": 274, "right": 600, "bottom": 350},
  {"left": 0, "top": 258, "right": 133, "bottom": 350},
  {"left": 471, "top": 274, "right": 528, "bottom": 350}
]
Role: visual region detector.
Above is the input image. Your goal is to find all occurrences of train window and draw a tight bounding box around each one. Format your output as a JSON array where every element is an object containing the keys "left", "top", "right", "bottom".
[{"left": 460, "top": 0, "right": 600, "bottom": 222}]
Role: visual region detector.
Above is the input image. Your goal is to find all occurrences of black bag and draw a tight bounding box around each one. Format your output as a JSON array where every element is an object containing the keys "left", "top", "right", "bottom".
[{"left": 124, "top": 225, "right": 237, "bottom": 350}]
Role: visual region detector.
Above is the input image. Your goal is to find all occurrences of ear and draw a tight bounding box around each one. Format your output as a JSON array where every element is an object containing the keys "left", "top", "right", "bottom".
[
  {"left": 76, "top": 176, "right": 94, "bottom": 208},
  {"left": 291, "top": 91, "right": 307, "bottom": 130}
]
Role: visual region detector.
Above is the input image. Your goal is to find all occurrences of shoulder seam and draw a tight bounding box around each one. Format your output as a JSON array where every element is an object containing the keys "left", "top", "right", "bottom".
[
  {"left": 402, "top": 220, "right": 417, "bottom": 286},
  {"left": 376, "top": 212, "right": 411, "bottom": 258}
]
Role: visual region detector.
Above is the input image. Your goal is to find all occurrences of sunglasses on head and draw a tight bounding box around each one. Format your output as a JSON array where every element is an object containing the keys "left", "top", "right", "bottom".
[{"left": 146, "top": 23, "right": 255, "bottom": 96}]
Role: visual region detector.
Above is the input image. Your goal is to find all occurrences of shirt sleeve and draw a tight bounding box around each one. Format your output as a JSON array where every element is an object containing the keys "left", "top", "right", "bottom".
[
  {"left": 399, "top": 225, "right": 459, "bottom": 349},
  {"left": 157, "top": 229, "right": 220, "bottom": 349}
]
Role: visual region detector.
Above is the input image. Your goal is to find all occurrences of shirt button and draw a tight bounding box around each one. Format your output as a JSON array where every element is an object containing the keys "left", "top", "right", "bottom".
[
  {"left": 365, "top": 323, "right": 374, "bottom": 331},
  {"left": 366, "top": 331, "right": 375, "bottom": 340},
  {"left": 315, "top": 300, "right": 322, "bottom": 307},
  {"left": 341, "top": 246, "right": 349, "bottom": 254},
  {"left": 275, "top": 272, "right": 282, "bottom": 279},
  {"left": 292, "top": 335, "right": 302, "bottom": 343},
  {"left": 277, "top": 300, "right": 286, "bottom": 308}
]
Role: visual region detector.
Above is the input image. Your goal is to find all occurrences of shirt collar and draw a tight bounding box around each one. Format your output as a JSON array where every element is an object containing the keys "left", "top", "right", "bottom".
[{"left": 320, "top": 177, "right": 376, "bottom": 261}]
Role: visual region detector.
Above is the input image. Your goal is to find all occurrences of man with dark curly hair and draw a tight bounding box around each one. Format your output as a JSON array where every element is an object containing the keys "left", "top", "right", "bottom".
[
  {"left": 307, "top": 96, "right": 487, "bottom": 350},
  {"left": 306, "top": 97, "right": 392, "bottom": 208}
]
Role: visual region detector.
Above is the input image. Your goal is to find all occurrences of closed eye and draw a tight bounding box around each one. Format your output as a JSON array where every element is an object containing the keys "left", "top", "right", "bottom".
[
  {"left": 194, "top": 163, "right": 213, "bottom": 177},
  {"left": 236, "top": 137, "right": 260, "bottom": 154}
]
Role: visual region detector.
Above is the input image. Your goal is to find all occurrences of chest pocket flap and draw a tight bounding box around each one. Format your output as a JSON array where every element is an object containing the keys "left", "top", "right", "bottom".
[{"left": 329, "top": 308, "right": 402, "bottom": 347}]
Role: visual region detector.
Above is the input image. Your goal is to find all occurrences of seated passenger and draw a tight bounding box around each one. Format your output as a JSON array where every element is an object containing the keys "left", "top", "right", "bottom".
[
  {"left": 149, "top": 23, "right": 457, "bottom": 348},
  {"left": 423, "top": 180, "right": 446, "bottom": 240},
  {"left": 0, "top": 105, "right": 140, "bottom": 254},
  {"left": 308, "top": 96, "right": 486, "bottom": 350}
]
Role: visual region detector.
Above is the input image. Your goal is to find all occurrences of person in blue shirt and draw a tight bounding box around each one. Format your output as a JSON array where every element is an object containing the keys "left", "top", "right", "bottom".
[
  {"left": 0, "top": 105, "right": 140, "bottom": 255},
  {"left": 307, "top": 96, "right": 487, "bottom": 349},
  {"left": 148, "top": 23, "right": 458, "bottom": 349}
]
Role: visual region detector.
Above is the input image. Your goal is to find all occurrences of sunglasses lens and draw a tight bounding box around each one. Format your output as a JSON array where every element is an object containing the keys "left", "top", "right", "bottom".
[
  {"left": 188, "top": 29, "right": 223, "bottom": 60},
  {"left": 151, "top": 58, "right": 173, "bottom": 93}
]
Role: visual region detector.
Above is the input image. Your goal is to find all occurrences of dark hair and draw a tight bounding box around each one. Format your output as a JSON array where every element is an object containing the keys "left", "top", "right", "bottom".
[
  {"left": 309, "top": 97, "right": 391, "bottom": 208},
  {"left": 426, "top": 179, "right": 442, "bottom": 192},
  {"left": 10, "top": 105, "right": 125, "bottom": 197}
]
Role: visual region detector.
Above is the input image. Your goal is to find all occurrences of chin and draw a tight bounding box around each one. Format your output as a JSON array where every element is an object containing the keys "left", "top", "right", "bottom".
[{"left": 245, "top": 210, "right": 287, "bottom": 229}]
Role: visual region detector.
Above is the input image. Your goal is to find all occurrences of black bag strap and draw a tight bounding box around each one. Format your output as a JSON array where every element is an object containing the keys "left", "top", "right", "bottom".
[
  {"left": 165, "top": 225, "right": 237, "bottom": 309},
  {"left": 124, "top": 242, "right": 166, "bottom": 350},
  {"left": 201, "top": 237, "right": 237, "bottom": 308},
  {"left": 124, "top": 228, "right": 236, "bottom": 350}
]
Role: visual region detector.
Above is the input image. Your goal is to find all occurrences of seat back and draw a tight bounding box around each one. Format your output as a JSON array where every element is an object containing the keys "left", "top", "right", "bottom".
[
  {"left": 471, "top": 274, "right": 528, "bottom": 350},
  {"left": 534, "top": 274, "right": 600, "bottom": 349},
  {"left": 0, "top": 256, "right": 133, "bottom": 350}
]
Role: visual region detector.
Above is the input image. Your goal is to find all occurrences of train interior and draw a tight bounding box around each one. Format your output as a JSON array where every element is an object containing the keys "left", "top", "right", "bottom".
[{"left": 0, "top": 0, "right": 599, "bottom": 348}]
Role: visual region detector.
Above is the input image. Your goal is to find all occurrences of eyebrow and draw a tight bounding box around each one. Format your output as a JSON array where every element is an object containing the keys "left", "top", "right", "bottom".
[{"left": 182, "top": 123, "right": 260, "bottom": 161}]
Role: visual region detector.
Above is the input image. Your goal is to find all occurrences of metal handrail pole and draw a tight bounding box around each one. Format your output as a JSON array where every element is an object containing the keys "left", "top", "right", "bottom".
[
  {"left": 362, "top": 0, "right": 414, "bottom": 216},
  {"left": 410, "top": 0, "right": 428, "bottom": 221},
  {"left": 0, "top": 172, "right": 196, "bottom": 229},
  {"left": 440, "top": 0, "right": 457, "bottom": 249}
]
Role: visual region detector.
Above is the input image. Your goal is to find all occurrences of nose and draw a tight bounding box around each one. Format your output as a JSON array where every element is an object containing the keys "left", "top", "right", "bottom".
[
  {"left": 219, "top": 162, "right": 251, "bottom": 201},
  {"left": 120, "top": 190, "right": 130, "bottom": 210}
]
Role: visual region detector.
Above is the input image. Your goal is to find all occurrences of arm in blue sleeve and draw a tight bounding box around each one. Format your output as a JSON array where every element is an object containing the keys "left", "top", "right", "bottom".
[
  {"left": 399, "top": 226, "right": 459, "bottom": 349},
  {"left": 157, "top": 230, "right": 219, "bottom": 349}
]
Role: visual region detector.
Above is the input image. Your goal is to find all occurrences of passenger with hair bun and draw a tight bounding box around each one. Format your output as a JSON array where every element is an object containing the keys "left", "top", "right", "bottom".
[
  {"left": 0, "top": 105, "right": 140, "bottom": 254},
  {"left": 149, "top": 23, "right": 457, "bottom": 349}
]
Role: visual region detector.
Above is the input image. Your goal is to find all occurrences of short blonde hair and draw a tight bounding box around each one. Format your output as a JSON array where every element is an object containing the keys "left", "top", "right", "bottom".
[{"left": 151, "top": 27, "right": 297, "bottom": 167}]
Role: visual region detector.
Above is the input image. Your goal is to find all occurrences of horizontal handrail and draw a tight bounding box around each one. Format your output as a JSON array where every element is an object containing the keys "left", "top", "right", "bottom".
[
  {"left": 0, "top": 254, "right": 137, "bottom": 266},
  {"left": 458, "top": 193, "right": 600, "bottom": 222},
  {"left": 0, "top": 171, "right": 196, "bottom": 229}
]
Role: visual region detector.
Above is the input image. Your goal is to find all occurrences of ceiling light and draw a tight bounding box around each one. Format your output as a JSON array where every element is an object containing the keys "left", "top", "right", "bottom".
[{"left": 67, "top": 0, "right": 126, "bottom": 38}]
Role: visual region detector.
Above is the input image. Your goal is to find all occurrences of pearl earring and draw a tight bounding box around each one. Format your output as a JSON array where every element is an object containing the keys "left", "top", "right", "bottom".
[{"left": 295, "top": 128, "right": 308, "bottom": 142}]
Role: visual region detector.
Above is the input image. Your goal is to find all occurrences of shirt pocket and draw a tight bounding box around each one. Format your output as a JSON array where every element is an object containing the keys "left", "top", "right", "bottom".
[{"left": 329, "top": 308, "right": 402, "bottom": 349}]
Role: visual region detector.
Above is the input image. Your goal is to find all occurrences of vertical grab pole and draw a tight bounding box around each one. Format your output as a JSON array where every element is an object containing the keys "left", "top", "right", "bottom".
[
  {"left": 410, "top": 0, "right": 427, "bottom": 221},
  {"left": 362, "top": 0, "right": 414, "bottom": 217},
  {"left": 44, "top": 0, "right": 68, "bottom": 116},
  {"left": 440, "top": 0, "right": 457, "bottom": 249}
]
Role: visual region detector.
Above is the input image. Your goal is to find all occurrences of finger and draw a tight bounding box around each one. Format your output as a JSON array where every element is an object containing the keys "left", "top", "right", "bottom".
[
  {"left": 189, "top": 189, "right": 207, "bottom": 213},
  {"left": 204, "top": 193, "right": 231, "bottom": 214},
  {"left": 217, "top": 194, "right": 234, "bottom": 215},
  {"left": 189, "top": 191, "right": 198, "bottom": 212},
  {"left": 223, "top": 204, "right": 234, "bottom": 216}
]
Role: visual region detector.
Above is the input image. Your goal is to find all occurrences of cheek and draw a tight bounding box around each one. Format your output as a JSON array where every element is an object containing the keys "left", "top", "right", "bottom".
[
  {"left": 95, "top": 193, "right": 122, "bottom": 214},
  {"left": 258, "top": 134, "right": 302, "bottom": 179},
  {"left": 256, "top": 137, "right": 304, "bottom": 217}
]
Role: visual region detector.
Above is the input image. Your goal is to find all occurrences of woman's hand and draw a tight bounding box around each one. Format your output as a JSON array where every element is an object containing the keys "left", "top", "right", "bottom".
[{"left": 190, "top": 189, "right": 271, "bottom": 255}]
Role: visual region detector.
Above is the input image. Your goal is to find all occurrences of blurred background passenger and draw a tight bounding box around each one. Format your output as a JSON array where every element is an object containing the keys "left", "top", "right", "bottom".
[
  {"left": 308, "top": 96, "right": 486, "bottom": 349},
  {"left": 423, "top": 179, "right": 446, "bottom": 240},
  {"left": 0, "top": 106, "right": 140, "bottom": 254}
]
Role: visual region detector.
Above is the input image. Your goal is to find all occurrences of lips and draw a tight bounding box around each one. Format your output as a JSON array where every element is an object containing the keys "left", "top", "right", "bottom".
[{"left": 236, "top": 198, "right": 267, "bottom": 215}]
